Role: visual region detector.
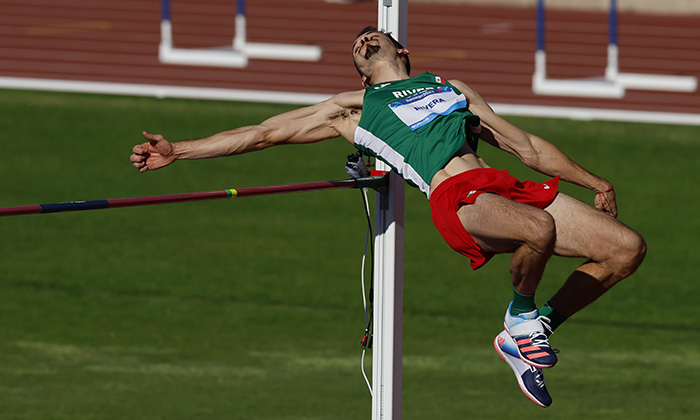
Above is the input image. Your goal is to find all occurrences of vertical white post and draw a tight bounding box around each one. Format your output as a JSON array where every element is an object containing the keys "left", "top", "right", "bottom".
[
  {"left": 233, "top": 14, "right": 247, "bottom": 51},
  {"left": 372, "top": 2, "right": 406, "bottom": 420},
  {"left": 605, "top": 44, "right": 619, "bottom": 81}
]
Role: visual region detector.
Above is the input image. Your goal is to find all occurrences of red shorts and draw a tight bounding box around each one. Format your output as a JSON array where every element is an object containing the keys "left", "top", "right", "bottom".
[{"left": 429, "top": 168, "right": 559, "bottom": 270}]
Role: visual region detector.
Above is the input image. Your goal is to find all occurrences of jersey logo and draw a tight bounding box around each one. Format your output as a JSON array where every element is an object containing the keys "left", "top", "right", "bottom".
[{"left": 374, "top": 83, "right": 392, "bottom": 90}]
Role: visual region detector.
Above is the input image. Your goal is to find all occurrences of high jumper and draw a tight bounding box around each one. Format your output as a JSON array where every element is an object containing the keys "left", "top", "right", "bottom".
[{"left": 130, "top": 26, "right": 646, "bottom": 408}]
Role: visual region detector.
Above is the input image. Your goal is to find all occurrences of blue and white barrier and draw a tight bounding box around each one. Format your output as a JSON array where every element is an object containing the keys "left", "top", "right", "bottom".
[
  {"left": 159, "top": 0, "right": 322, "bottom": 68},
  {"left": 533, "top": 0, "right": 696, "bottom": 98},
  {"left": 605, "top": 0, "right": 697, "bottom": 92},
  {"left": 533, "top": 0, "right": 624, "bottom": 98}
]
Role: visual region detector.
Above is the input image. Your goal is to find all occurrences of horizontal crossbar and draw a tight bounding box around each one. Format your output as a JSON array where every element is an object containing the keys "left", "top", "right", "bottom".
[{"left": 0, "top": 176, "right": 388, "bottom": 217}]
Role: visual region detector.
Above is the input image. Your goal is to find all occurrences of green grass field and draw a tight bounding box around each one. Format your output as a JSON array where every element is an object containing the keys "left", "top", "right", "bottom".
[{"left": 0, "top": 89, "right": 698, "bottom": 420}]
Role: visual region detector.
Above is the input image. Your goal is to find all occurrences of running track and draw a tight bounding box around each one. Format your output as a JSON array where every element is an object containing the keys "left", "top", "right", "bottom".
[{"left": 1, "top": 0, "right": 699, "bottom": 118}]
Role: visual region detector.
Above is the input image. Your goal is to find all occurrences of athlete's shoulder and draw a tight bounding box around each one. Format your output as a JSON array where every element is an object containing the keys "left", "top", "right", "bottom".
[
  {"left": 448, "top": 79, "right": 488, "bottom": 106},
  {"left": 447, "top": 79, "right": 472, "bottom": 93},
  {"left": 327, "top": 89, "right": 365, "bottom": 109}
]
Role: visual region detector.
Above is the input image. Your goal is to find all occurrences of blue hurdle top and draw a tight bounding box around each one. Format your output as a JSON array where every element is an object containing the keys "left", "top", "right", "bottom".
[
  {"left": 162, "top": 0, "right": 246, "bottom": 21},
  {"left": 537, "top": 0, "right": 618, "bottom": 50},
  {"left": 161, "top": 0, "right": 170, "bottom": 21},
  {"left": 536, "top": 0, "right": 545, "bottom": 51},
  {"left": 609, "top": 0, "right": 618, "bottom": 46}
]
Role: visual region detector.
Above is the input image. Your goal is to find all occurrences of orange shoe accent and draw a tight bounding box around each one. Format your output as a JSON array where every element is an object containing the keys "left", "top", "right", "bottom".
[
  {"left": 526, "top": 351, "right": 551, "bottom": 360},
  {"left": 520, "top": 345, "right": 542, "bottom": 353},
  {"left": 516, "top": 338, "right": 532, "bottom": 345}
]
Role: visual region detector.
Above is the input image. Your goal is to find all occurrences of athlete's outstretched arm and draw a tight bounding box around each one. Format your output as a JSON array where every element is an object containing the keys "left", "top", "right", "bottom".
[
  {"left": 450, "top": 79, "right": 617, "bottom": 217},
  {"left": 130, "top": 91, "right": 363, "bottom": 172}
]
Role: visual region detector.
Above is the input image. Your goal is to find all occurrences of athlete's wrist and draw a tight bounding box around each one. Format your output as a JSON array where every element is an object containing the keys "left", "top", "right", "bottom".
[
  {"left": 172, "top": 141, "right": 189, "bottom": 160},
  {"left": 590, "top": 178, "right": 613, "bottom": 194}
]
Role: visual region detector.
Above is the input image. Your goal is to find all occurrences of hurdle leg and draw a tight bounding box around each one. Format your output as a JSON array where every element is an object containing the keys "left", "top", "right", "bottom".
[
  {"left": 605, "top": 0, "right": 697, "bottom": 92},
  {"left": 232, "top": 0, "right": 322, "bottom": 61},
  {"left": 159, "top": 0, "right": 322, "bottom": 67},
  {"left": 158, "top": 0, "right": 248, "bottom": 67},
  {"left": 531, "top": 0, "right": 625, "bottom": 98}
]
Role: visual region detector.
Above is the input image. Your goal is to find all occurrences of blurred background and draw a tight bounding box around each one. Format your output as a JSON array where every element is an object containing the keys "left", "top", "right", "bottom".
[{"left": 1, "top": 0, "right": 698, "bottom": 116}]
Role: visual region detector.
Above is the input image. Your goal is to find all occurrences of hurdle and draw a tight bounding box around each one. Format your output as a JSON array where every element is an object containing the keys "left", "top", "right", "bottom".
[
  {"left": 532, "top": 0, "right": 625, "bottom": 98},
  {"left": 533, "top": 0, "right": 698, "bottom": 98},
  {"left": 604, "top": 0, "right": 697, "bottom": 92},
  {"left": 159, "top": 0, "right": 322, "bottom": 68}
]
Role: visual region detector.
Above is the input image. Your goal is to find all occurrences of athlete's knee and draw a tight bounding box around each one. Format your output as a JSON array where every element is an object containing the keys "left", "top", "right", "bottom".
[
  {"left": 523, "top": 211, "right": 556, "bottom": 255},
  {"left": 620, "top": 230, "right": 647, "bottom": 273},
  {"left": 607, "top": 230, "right": 647, "bottom": 279}
]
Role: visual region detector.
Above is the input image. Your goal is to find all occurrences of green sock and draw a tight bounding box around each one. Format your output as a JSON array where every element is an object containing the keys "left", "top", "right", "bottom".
[
  {"left": 539, "top": 302, "right": 568, "bottom": 335},
  {"left": 510, "top": 287, "right": 537, "bottom": 315}
]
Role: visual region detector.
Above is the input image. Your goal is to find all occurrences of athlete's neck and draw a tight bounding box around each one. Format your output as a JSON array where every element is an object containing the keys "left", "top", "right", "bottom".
[{"left": 365, "top": 62, "right": 410, "bottom": 87}]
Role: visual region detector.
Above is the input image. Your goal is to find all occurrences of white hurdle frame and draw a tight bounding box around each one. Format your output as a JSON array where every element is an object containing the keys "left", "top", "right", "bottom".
[
  {"left": 159, "top": 0, "right": 322, "bottom": 68},
  {"left": 372, "top": 4, "right": 406, "bottom": 420},
  {"left": 533, "top": 0, "right": 697, "bottom": 98},
  {"left": 604, "top": 0, "right": 697, "bottom": 92},
  {"left": 532, "top": 0, "right": 625, "bottom": 98}
]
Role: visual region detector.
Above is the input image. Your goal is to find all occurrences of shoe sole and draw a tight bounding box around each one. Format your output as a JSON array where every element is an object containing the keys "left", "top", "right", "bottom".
[
  {"left": 504, "top": 322, "right": 556, "bottom": 369},
  {"left": 493, "top": 336, "right": 551, "bottom": 408}
]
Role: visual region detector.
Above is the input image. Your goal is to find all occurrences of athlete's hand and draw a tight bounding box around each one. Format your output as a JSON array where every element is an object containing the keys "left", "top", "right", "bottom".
[
  {"left": 130, "top": 131, "right": 176, "bottom": 173},
  {"left": 595, "top": 188, "right": 618, "bottom": 218}
]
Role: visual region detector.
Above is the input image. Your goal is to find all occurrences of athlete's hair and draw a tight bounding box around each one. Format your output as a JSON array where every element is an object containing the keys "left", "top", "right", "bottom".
[{"left": 353, "top": 26, "right": 411, "bottom": 78}]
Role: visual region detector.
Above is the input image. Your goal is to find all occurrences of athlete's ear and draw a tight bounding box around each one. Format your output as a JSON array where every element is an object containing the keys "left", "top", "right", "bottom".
[
  {"left": 398, "top": 48, "right": 410, "bottom": 57},
  {"left": 361, "top": 75, "right": 371, "bottom": 88}
]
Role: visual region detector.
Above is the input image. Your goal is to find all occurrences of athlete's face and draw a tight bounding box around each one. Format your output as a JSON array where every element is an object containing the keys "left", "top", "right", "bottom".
[
  {"left": 352, "top": 31, "right": 405, "bottom": 86},
  {"left": 352, "top": 31, "right": 388, "bottom": 65},
  {"left": 352, "top": 32, "right": 396, "bottom": 80}
]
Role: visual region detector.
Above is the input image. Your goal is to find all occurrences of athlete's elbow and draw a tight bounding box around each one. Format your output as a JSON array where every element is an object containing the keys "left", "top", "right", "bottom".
[
  {"left": 256, "top": 123, "right": 301, "bottom": 150},
  {"left": 516, "top": 149, "right": 541, "bottom": 170},
  {"left": 246, "top": 125, "right": 281, "bottom": 151}
]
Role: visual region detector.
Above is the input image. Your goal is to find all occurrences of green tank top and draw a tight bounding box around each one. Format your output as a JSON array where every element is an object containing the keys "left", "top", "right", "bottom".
[{"left": 353, "top": 72, "right": 481, "bottom": 198}]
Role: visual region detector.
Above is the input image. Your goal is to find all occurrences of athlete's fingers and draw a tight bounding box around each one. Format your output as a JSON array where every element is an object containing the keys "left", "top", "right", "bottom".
[
  {"left": 141, "top": 131, "right": 175, "bottom": 158},
  {"left": 595, "top": 190, "right": 617, "bottom": 218},
  {"left": 142, "top": 131, "right": 159, "bottom": 141},
  {"left": 132, "top": 142, "right": 151, "bottom": 155},
  {"left": 142, "top": 131, "right": 166, "bottom": 146},
  {"left": 130, "top": 152, "right": 146, "bottom": 163},
  {"left": 132, "top": 160, "right": 147, "bottom": 171}
]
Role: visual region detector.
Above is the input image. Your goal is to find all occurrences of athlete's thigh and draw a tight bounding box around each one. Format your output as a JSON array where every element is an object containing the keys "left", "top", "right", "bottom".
[
  {"left": 457, "top": 192, "right": 552, "bottom": 253},
  {"left": 544, "top": 193, "right": 637, "bottom": 260}
]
